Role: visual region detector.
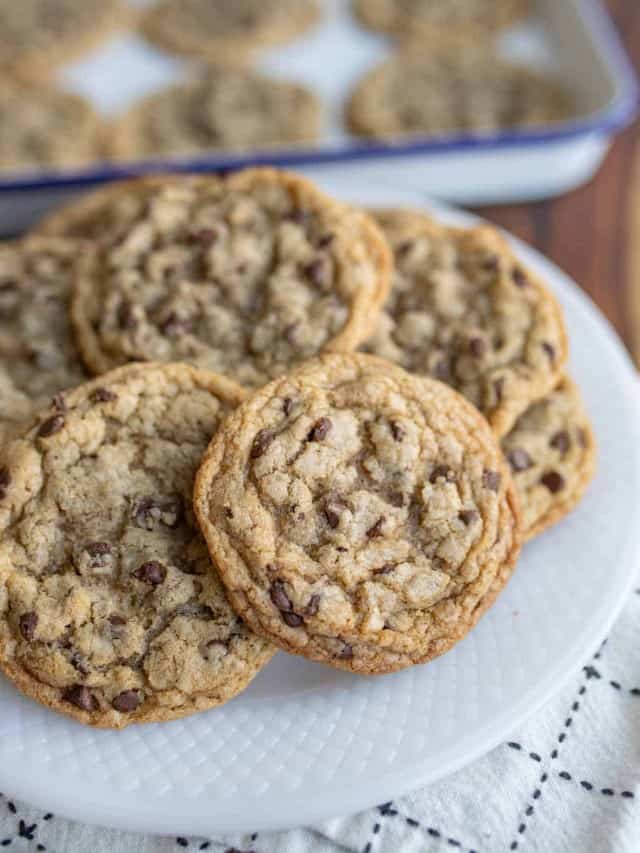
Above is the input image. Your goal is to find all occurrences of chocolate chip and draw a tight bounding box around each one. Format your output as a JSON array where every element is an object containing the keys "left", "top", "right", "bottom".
[
  {"left": 469, "top": 337, "right": 487, "bottom": 357},
  {"left": 430, "top": 465, "right": 455, "bottom": 484},
  {"left": 0, "top": 467, "right": 10, "bottom": 500},
  {"left": 373, "top": 564, "right": 394, "bottom": 576},
  {"left": 483, "top": 255, "right": 499, "bottom": 273},
  {"left": 134, "top": 561, "right": 167, "bottom": 585},
  {"left": 324, "top": 499, "right": 343, "bottom": 529},
  {"left": 307, "top": 417, "right": 332, "bottom": 442},
  {"left": 269, "top": 579, "right": 293, "bottom": 612},
  {"left": 224, "top": 506, "right": 234, "bottom": 519},
  {"left": 118, "top": 300, "right": 137, "bottom": 330},
  {"left": 51, "top": 393, "right": 66, "bottom": 412},
  {"left": 388, "top": 491, "right": 405, "bottom": 508},
  {"left": 512, "top": 267, "right": 528, "bottom": 287},
  {"left": 540, "top": 471, "right": 565, "bottom": 493},
  {"left": 494, "top": 377, "right": 505, "bottom": 402},
  {"left": 90, "top": 387, "right": 118, "bottom": 404},
  {"left": 131, "top": 495, "right": 183, "bottom": 530},
  {"left": 161, "top": 313, "right": 193, "bottom": 337},
  {"left": 19, "top": 612, "right": 38, "bottom": 641},
  {"left": 390, "top": 420, "right": 405, "bottom": 441},
  {"left": 508, "top": 448, "right": 533, "bottom": 472},
  {"left": 367, "top": 517, "right": 385, "bottom": 538},
  {"left": 542, "top": 342, "right": 556, "bottom": 362},
  {"left": 250, "top": 429, "right": 274, "bottom": 458},
  {"left": 305, "top": 594, "right": 320, "bottom": 617},
  {"left": 316, "top": 233, "right": 335, "bottom": 249},
  {"left": 112, "top": 690, "right": 141, "bottom": 713},
  {"left": 62, "top": 684, "right": 98, "bottom": 712},
  {"left": 108, "top": 613, "right": 126, "bottom": 639},
  {"left": 339, "top": 644, "right": 353, "bottom": 659},
  {"left": 396, "top": 240, "right": 413, "bottom": 258},
  {"left": 483, "top": 469, "right": 501, "bottom": 491},
  {"left": 303, "top": 256, "right": 331, "bottom": 289},
  {"left": 283, "top": 323, "right": 298, "bottom": 345},
  {"left": 550, "top": 430, "right": 571, "bottom": 454},
  {"left": 282, "top": 611, "right": 304, "bottom": 628},
  {"left": 191, "top": 227, "right": 218, "bottom": 246},
  {"left": 283, "top": 397, "right": 294, "bottom": 416},
  {"left": 37, "top": 414, "right": 64, "bottom": 438},
  {"left": 85, "top": 541, "right": 114, "bottom": 568},
  {"left": 458, "top": 509, "right": 478, "bottom": 526}
]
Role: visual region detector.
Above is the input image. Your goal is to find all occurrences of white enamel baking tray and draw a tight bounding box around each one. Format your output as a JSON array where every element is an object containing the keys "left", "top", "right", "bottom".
[{"left": 0, "top": 0, "right": 637, "bottom": 233}]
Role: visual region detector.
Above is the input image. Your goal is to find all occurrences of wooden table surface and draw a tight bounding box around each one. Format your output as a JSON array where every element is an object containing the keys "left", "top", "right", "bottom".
[{"left": 474, "top": 0, "right": 640, "bottom": 364}]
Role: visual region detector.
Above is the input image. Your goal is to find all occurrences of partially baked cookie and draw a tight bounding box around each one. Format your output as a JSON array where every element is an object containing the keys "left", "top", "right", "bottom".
[
  {"left": 43, "top": 170, "right": 391, "bottom": 388},
  {"left": 353, "top": 0, "right": 528, "bottom": 45},
  {"left": 0, "top": 237, "right": 89, "bottom": 444},
  {"left": 0, "top": 84, "right": 100, "bottom": 173},
  {"left": 0, "top": 0, "right": 126, "bottom": 82},
  {"left": 347, "top": 54, "right": 569, "bottom": 140},
  {"left": 502, "top": 376, "right": 595, "bottom": 541},
  {"left": 109, "top": 69, "right": 322, "bottom": 161},
  {"left": 140, "top": 0, "right": 321, "bottom": 64},
  {"left": 361, "top": 209, "right": 568, "bottom": 436},
  {"left": 0, "top": 363, "right": 274, "bottom": 727},
  {"left": 194, "top": 353, "right": 521, "bottom": 674}
]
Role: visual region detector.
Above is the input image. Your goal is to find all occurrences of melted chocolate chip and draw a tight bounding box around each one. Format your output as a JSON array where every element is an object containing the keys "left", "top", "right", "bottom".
[
  {"left": 388, "top": 491, "right": 405, "bottom": 508},
  {"left": 283, "top": 397, "right": 294, "bottom": 416},
  {"left": 307, "top": 417, "right": 332, "bottom": 442},
  {"left": 303, "top": 256, "right": 331, "bottom": 289},
  {"left": 251, "top": 429, "right": 274, "bottom": 458},
  {"left": 37, "top": 414, "right": 65, "bottom": 438},
  {"left": 108, "top": 614, "right": 126, "bottom": 638},
  {"left": 483, "top": 255, "right": 499, "bottom": 273},
  {"left": 316, "top": 233, "right": 335, "bottom": 249},
  {"left": 483, "top": 469, "right": 501, "bottom": 492},
  {"left": 458, "top": 509, "right": 479, "bottom": 526},
  {"left": 270, "top": 579, "right": 292, "bottom": 612},
  {"left": 282, "top": 611, "right": 304, "bottom": 628},
  {"left": 390, "top": 420, "right": 405, "bottom": 441},
  {"left": 305, "top": 595, "right": 321, "bottom": 617},
  {"left": 540, "top": 471, "right": 565, "bottom": 493},
  {"left": 224, "top": 506, "right": 234, "bottom": 519},
  {"left": 90, "top": 387, "right": 118, "bottom": 404},
  {"left": 134, "top": 561, "right": 167, "bottom": 585},
  {"left": 161, "top": 313, "right": 193, "bottom": 337},
  {"left": 542, "top": 342, "right": 556, "bottom": 362},
  {"left": 0, "top": 467, "right": 10, "bottom": 500},
  {"left": 118, "top": 300, "right": 137, "bottom": 330},
  {"left": 430, "top": 465, "right": 455, "bottom": 484},
  {"left": 19, "top": 612, "right": 38, "bottom": 641},
  {"left": 469, "top": 337, "right": 487, "bottom": 358},
  {"left": 550, "top": 430, "right": 571, "bottom": 454},
  {"left": 396, "top": 240, "right": 413, "bottom": 258},
  {"left": 324, "top": 498, "right": 344, "bottom": 529},
  {"left": 508, "top": 448, "right": 533, "bottom": 472},
  {"left": 51, "top": 393, "right": 66, "bottom": 412},
  {"left": 131, "top": 495, "right": 183, "bottom": 530},
  {"left": 63, "top": 684, "right": 98, "bottom": 712},
  {"left": 112, "top": 689, "right": 141, "bottom": 713},
  {"left": 367, "top": 517, "right": 385, "bottom": 538},
  {"left": 373, "top": 564, "right": 394, "bottom": 576},
  {"left": 85, "top": 541, "right": 114, "bottom": 568},
  {"left": 512, "top": 267, "right": 528, "bottom": 287},
  {"left": 191, "top": 227, "right": 218, "bottom": 246}
]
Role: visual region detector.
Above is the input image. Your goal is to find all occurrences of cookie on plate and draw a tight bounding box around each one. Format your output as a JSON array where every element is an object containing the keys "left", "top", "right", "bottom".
[
  {"left": 140, "top": 0, "right": 321, "bottom": 64},
  {"left": 40, "top": 170, "right": 391, "bottom": 388},
  {"left": 0, "top": 237, "right": 89, "bottom": 444},
  {"left": 194, "top": 353, "right": 521, "bottom": 675},
  {"left": 347, "top": 54, "right": 569, "bottom": 140},
  {"left": 0, "top": 363, "right": 274, "bottom": 728},
  {"left": 361, "top": 209, "right": 568, "bottom": 436},
  {"left": 353, "top": 0, "right": 528, "bottom": 45},
  {"left": 502, "top": 376, "right": 596, "bottom": 541},
  {"left": 0, "top": 0, "right": 126, "bottom": 82},
  {"left": 108, "top": 68, "right": 323, "bottom": 161},
  {"left": 0, "top": 84, "right": 101, "bottom": 173}
]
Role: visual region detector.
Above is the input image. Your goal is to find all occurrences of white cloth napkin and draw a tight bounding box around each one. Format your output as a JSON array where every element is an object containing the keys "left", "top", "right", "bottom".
[{"left": 1, "top": 580, "right": 637, "bottom": 853}]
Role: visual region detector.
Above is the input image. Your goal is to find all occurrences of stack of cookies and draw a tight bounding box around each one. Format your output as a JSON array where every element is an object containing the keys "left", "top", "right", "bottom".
[{"left": 0, "top": 168, "right": 595, "bottom": 728}]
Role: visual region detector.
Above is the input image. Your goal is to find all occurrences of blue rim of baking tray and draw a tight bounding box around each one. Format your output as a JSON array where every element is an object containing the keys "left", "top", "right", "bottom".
[{"left": 1, "top": 0, "right": 638, "bottom": 193}]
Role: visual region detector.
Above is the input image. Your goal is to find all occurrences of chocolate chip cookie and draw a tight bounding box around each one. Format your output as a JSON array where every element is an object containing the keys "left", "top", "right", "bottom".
[
  {"left": 0, "top": 84, "right": 100, "bottom": 173},
  {"left": 347, "top": 54, "right": 569, "bottom": 140},
  {"left": 361, "top": 209, "right": 568, "bottom": 436},
  {"left": 0, "top": 237, "right": 89, "bottom": 445},
  {"left": 502, "top": 376, "right": 595, "bottom": 541},
  {"left": 0, "top": 363, "right": 274, "bottom": 727},
  {"left": 45, "top": 170, "right": 391, "bottom": 388},
  {"left": 140, "top": 0, "right": 321, "bottom": 64},
  {"left": 194, "top": 353, "right": 521, "bottom": 674},
  {"left": 0, "top": 0, "right": 126, "bottom": 82},
  {"left": 108, "top": 68, "right": 323, "bottom": 161},
  {"left": 353, "top": 0, "right": 528, "bottom": 45}
]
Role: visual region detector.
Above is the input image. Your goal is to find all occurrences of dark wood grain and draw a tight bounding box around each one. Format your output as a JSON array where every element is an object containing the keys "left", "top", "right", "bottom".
[{"left": 473, "top": 0, "right": 640, "bottom": 363}]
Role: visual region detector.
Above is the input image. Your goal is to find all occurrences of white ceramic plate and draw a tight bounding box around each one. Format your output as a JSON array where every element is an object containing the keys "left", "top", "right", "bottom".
[{"left": 1, "top": 179, "right": 639, "bottom": 837}]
